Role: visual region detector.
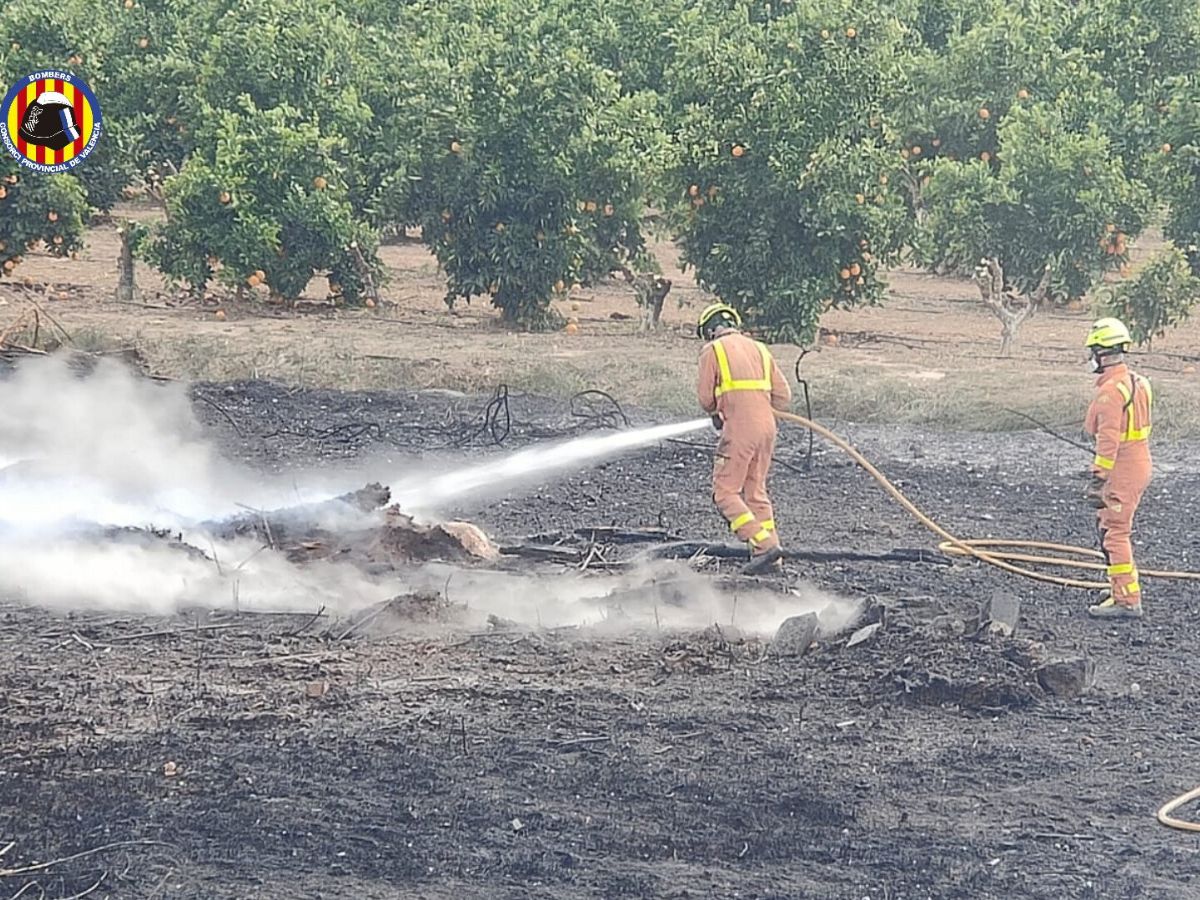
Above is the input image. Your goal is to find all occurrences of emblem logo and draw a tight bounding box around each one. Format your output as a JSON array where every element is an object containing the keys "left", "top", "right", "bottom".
[{"left": 2, "top": 69, "right": 103, "bottom": 173}]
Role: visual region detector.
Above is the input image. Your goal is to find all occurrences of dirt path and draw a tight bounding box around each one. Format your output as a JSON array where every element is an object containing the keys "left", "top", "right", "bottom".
[
  {"left": 2, "top": 385, "right": 1198, "bottom": 899},
  {"left": 3, "top": 208, "right": 1199, "bottom": 433}
]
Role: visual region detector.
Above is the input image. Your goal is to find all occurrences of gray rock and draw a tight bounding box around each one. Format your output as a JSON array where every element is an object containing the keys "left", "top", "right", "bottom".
[
  {"left": 772, "top": 613, "right": 819, "bottom": 658},
  {"left": 1036, "top": 656, "right": 1095, "bottom": 697},
  {"left": 977, "top": 593, "right": 1021, "bottom": 638},
  {"left": 846, "top": 622, "right": 882, "bottom": 648}
]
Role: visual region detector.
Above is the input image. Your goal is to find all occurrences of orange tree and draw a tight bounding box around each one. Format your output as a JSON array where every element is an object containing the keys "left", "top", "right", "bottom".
[
  {"left": 662, "top": 0, "right": 913, "bottom": 343},
  {"left": 915, "top": 102, "right": 1151, "bottom": 354},
  {"left": 0, "top": 160, "right": 88, "bottom": 279},
  {"left": 1103, "top": 245, "right": 1200, "bottom": 347},
  {"left": 1159, "top": 77, "right": 1200, "bottom": 275},
  {"left": 1058, "top": 0, "right": 1200, "bottom": 179},
  {"left": 143, "top": 97, "right": 379, "bottom": 304},
  {"left": 399, "top": 5, "right": 669, "bottom": 328},
  {"left": 0, "top": 0, "right": 197, "bottom": 211}
]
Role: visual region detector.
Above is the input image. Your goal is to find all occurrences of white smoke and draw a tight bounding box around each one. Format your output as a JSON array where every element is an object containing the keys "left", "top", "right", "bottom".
[
  {"left": 0, "top": 356, "right": 342, "bottom": 529},
  {"left": 0, "top": 357, "right": 859, "bottom": 636}
]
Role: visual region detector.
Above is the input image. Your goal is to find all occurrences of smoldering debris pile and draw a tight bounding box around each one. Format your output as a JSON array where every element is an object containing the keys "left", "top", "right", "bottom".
[{"left": 195, "top": 483, "right": 499, "bottom": 570}]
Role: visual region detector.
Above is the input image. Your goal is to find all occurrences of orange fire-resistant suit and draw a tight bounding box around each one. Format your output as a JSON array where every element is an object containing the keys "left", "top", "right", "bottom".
[
  {"left": 1084, "top": 362, "right": 1153, "bottom": 605},
  {"left": 697, "top": 329, "right": 792, "bottom": 557}
]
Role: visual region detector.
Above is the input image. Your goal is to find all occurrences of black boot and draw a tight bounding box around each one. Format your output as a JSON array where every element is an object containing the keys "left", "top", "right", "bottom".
[{"left": 742, "top": 546, "right": 784, "bottom": 575}]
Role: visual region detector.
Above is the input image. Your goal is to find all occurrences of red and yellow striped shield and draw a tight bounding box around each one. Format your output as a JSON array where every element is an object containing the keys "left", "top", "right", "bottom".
[{"left": 2, "top": 70, "right": 102, "bottom": 172}]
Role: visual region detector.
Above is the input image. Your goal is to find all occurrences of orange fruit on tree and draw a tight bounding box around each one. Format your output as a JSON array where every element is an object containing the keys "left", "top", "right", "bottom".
[
  {"left": 312, "top": 176, "right": 327, "bottom": 190},
  {"left": 0, "top": 187, "right": 7, "bottom": 200},
  {"left": 688, "top": 185, "right": 700, "bottom": 197},
  {"left": 900, "top": 148, "right": 910, "bottom": 160},
  {"left": 931, "top": 138, "right": 941, "bottom": 148},
  {"left": 849, "top": 262, "right": 861, "bottom": 277},
  {"left": 365, "top": 298, "right": 376, "bottom": 309},
  {"left": 1162, "top": 143, "right": 1172, "bottom": 154},
  {"left": 254, "top": 269, "right": 265, "bottom": 281},
  {"left": 246, "top": 275, "right": 261, "bottom": 287},
  {"left": 137, "top": 37, "right": 149, "bottom": 49},
  {"left": 47, "top": 211, "right": 58, "bottom": 222},
  {"left": 218, "top": 191, "right": 231, "bottom": 204},
  {"left": 731, "top": 144, "right": 745, "bottom": 158},
  {"left": 978, "top": 107, "right": 990, "bottom": 120},
  {"left": 52, "top": 235, "right": 63, "bottom": 245},
  {"left": 565, "top": 322, "right": 579, "bottom": 335},
  {"left": 820, "top": 29, "right": 830, "bottom": 39},
  {"left": 855, "top": 193, "right": 865, "bottom": 204},
  {"left": 911, "top": 145, "right": 922, "bottom": 156},
  {"left": 980, "top": 151, "right": 991, "bottom": 162},
  {"left": 214, "top": 310, "right": 226, "bottom": 321},
  {"left": 450, "top": 140, "right": 462, "bottom": 154},
  {"left": 845, "top": 27, "right": 857, "bottom": 38},
  {"left": 603, "top": 203, "right": 614, "bottom": 216},
  {"left": 839, "top": 267, "right": 850, "bottom": 280},
  {"left": 1017, "top": 89, "right": 1030, "bottom": 100}
]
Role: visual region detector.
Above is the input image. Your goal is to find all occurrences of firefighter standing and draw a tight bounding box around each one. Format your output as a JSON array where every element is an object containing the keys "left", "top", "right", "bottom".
[
  {"left": 1083, "top": 317, "right": 1152, "bottom": 619},
  {"left": 695, "top": 303, "right": 792, "bottom": 575}
]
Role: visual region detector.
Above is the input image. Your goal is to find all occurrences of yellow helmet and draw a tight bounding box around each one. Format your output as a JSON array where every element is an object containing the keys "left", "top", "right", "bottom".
[
  {"left": 1084, "top": 317, "right": 1132, "bottom": 350},
  {"left": 697, "top": 302, "right": 742, "bottom": 339}
]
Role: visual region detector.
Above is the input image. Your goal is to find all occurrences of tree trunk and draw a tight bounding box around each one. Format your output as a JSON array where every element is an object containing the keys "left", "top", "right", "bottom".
[
  {"left": 619, "top": 266, "right": 672, "bottom": 331},
  {"left": 115, "top": 222, "right": 138, "bottom": 303},
  {"left": 973, "top": 257, "right": 1051, "bottom": 357},
  {"left": 347, "top": 241, "right": 381, "bottom": 306}
]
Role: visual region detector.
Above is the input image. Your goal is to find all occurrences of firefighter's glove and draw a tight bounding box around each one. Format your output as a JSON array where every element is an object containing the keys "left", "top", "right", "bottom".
[
  {"left": 1085, "top": 476, "right": 1108, "bottom": 509},
  {"left": 710, "top": 414, "right": 724, "bottom": 434}
]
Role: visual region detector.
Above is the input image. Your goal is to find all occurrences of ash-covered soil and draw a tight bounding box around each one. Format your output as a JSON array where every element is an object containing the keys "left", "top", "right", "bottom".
[{"left": 2, "top": 381, "right": 1199, "bottom": 899}]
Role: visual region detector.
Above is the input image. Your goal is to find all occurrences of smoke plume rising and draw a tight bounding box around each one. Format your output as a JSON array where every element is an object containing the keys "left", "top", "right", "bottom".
[{"left": 0, "top": 357, "right": 860, "bottom": 636}]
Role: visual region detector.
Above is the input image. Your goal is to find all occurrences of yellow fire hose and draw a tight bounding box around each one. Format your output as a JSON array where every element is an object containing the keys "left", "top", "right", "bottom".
[{"left": 773, "top": 409, "right": 1200, "bottom": 832}]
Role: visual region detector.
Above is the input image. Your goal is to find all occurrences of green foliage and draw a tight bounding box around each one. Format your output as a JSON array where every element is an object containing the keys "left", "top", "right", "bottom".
[
  {"left": 917, "top": 102, "right": 1151, "bottom": 301},
  {"left": 143, "top": 99, "right": 379, "bottom": 303},
  {"left": 1159, "top": 79, "right": 1200, "bottom": 275},
  {"left": 665, "top": 0, "right": 914, "bottom": 342},
  {"left": 404, "top": 10, "right": 670, "bottom": 327},
  {"left": 1104, "top": 245, "right": 1200, "bottom": 345},
  {"left": 2, "top": 0, "right": 1198, "bottom": 338},
  {"left": 0, "top": 160, "right": 88, "bottom": 278}
]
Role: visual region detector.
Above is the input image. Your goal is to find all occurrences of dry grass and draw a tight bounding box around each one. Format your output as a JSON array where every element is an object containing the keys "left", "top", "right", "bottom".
[
  {"left": 5, "top": 208, "right": 1199, "bottom": 437},
  {"left": 50, "top": 319, "right": 1200, "bottom": 439}
]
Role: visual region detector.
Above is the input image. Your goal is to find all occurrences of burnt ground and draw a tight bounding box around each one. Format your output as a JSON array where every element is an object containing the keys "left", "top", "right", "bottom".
[{"left": 2, "top": 381, "right": 1200, "bottom": 899}]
